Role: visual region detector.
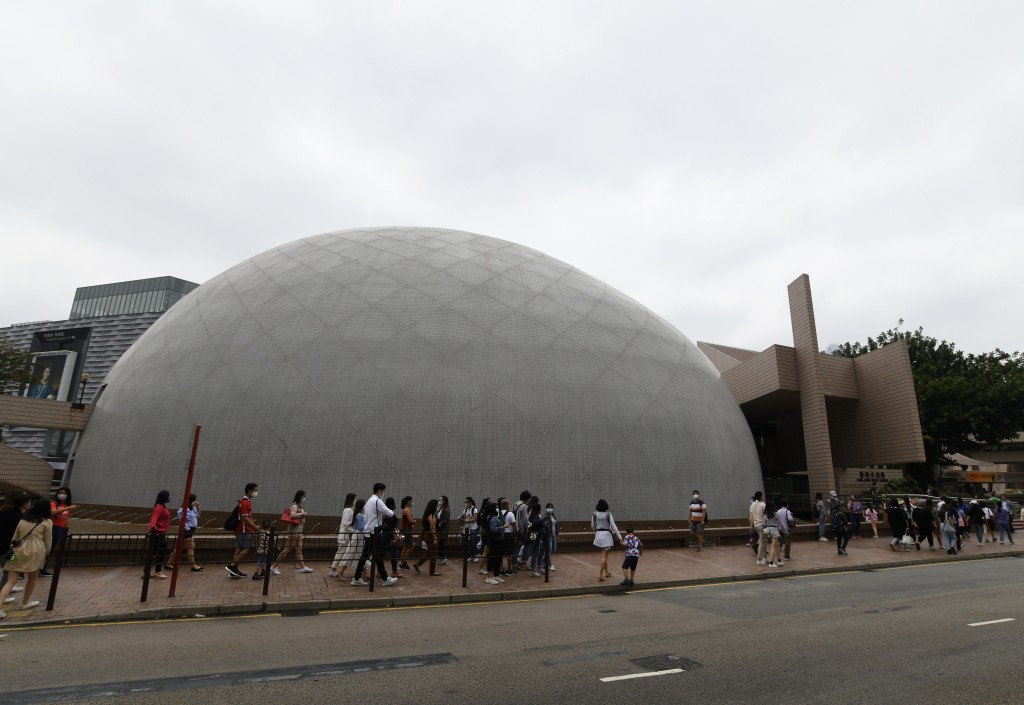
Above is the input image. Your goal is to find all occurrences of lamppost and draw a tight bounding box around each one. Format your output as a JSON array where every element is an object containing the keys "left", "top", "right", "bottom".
[{"left": 77, "top": 372, "right": 91, "bottom": 404}]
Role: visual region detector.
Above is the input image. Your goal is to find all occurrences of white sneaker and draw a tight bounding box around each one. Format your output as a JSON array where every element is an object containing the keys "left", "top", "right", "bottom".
[
  {"left": 756, "top": 559, "right": 766, "bottom": 565},
  {"left": 478, "top": 569, "right": 488, "bottom": 575},
  {"left": 0, "top": 610, "right": 6, "bottom": 619},
  {"left": 297, "top": 567, "right": 314, "bottom": 573},
  {"left": 270, "top": 567, "right": 281, "bottom": 575},
  {"left": 819, "top": 537, "right": 829, "bottom": 542},
  {"left": 530, "top": 571, "right": 541, "bottom": 577},
  {"left": 437, "top": 558, "right": 447, "bottom": 565},
  {"left": 494, "top": 576, "right": 505, "bottom": 582},
  {"left": 485, "top": 577, "right": 500, "bottom": 585},
  {"left": 768, "top": 563, "right": 777, "bottom": 568},
  {"left": 548, "top": 565, "right": 556, "bottom": 571},
  {"left": 11, "top": 586, "right": 23, "bottom": 593},
  {"left": 777, "top": 559, "right": 784, "bottom": 566},
  {"left": 328, "top": 571, "right": 338, "bottom": 578},
  {"left": 350, "top": 578, "right": 368, "bottom": 586},
  {"left": 382, "top": 576, "right": 399, "bottom": 586},
  {"left": 21, "top": 600, "right": 40, "bottom": 609},
  {"left": 3, "top": 597, "right": 14, "bottom": 604}
]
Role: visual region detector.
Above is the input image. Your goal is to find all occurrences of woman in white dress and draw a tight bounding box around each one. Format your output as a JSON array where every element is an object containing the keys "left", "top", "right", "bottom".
[
  {"left": 338, "top": 498, "right": 365, "bottom": 579},
  {"left": 329, "top": 493, "right": 357, "bottom": 579},
  {"left": 591, "top": 499, "right": 621, "bottom": 582}
]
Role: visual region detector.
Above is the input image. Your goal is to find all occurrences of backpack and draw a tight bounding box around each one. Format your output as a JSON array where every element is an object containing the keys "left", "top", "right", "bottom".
[
  {"left": 831, "top": 512, "right": 845, "bottom": 531},
  {"left": 224, "top": 501, "right": 241, "bottom": 531}
]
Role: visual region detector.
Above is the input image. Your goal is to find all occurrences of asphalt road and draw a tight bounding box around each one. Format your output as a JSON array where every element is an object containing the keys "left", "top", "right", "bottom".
[{"left": 3, "top": 558, "right": 1023, "bottom": 704}]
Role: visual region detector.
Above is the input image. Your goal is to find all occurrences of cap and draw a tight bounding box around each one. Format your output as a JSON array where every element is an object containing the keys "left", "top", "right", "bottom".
[{"left": 829, "top": 490, "right": 837, "bottom": 497}]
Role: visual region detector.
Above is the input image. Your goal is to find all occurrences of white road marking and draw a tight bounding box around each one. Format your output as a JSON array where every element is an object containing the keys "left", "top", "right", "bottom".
[
  {"left": 968, "top": 618, "right": 1015, "bottom": 627},
  {"left": 600, "top": 668, "right": 684, "bottom": 682}
]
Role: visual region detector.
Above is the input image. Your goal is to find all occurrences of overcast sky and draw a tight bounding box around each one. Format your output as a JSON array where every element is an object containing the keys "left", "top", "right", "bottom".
[{"left": 2, "top": 2, "right": 1021, "bottom": 355}]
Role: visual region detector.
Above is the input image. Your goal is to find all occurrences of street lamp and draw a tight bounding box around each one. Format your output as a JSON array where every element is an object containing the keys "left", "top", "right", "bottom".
[{"left": 77, "top": 372, "right": 91, "bottom": 404}]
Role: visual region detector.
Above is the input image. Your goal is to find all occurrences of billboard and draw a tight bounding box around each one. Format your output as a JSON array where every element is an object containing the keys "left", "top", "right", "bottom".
[{"left": 23, "top": 351, "right": 78, "bottom": 402}]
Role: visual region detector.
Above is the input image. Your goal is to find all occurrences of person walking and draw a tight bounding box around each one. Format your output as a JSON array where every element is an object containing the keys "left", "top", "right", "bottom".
[
  {"left": 968, "top": 500, "right": 985, "bottom": 546},
  {"left": 39, "top": 486, "right": 77, "bottom": 576},
  {"left": 832, "top": 504, "right": 850, "bottom": 556},
  {"left": 0, "top": 498, "right": 53, "bottom": 618},
  {"left": 460, "top": 497, "right": 479, "bottom": 563},
  {"left": 272, "top": 490, "right": 313, "bottom": 574},
  {"left": 995, "top": 503, "right": 1015, "bottom": 545},
  {"left": 864, "top": 503, "right": 879, "bottom": 539},
  {"left": 482, "top": 502, "right": 504, "bottom": 585},
  {"left": 982, "top": 501, "right": 997, "bottom": 543},
  {"left": 914, "top": 498, "right": 935, "bottom": 550},
  {"left": 0, "top": 493, "right": 31, "bottom": 603},
  {"left": 414, "top": 498, "right": 440, "bottom": 575},
  {"left": 146, "top": 490, "right": 172, "bottom": 579},
  {"left": 383, "top": 497, "right": 401, "bottom": 576},
  {"left": 849, "top": 495, "right": 863, "bottom": 539},
  {"left": 329, "top": 493, "right": 357, "bottom": 579},
  {"left": 435, "top": 496, "right": 450, "bottom": 565},
  {"left": 620, "top": 528, "right": 643, "bottom": 586},
  {"left": 399, "top": 496, "right": 415, "bottom": 570},
  {"left": 777, "top": 499, "right": 795, "bottom": 561},
  {"left": 939, "top": 498, "right": 958, "bottom": 555},
  {"left": 887, "top": 498, "right": 908, "bottom": 552},
  {"left": 688, "top": 490, "right": 708, "bottom": 551},
  {"left": 815, "top": 492, "right": 827, "bottom": 541},
  {"left": 750, "top": 491, "right": 768, "bottom": 565},
  {"left": 226, "top": 483, "right": 259, "bottom": 578},
  {"left": 763, "top": 503, "right": 782, "bottom": 567},
  {"left": 176, "top": 493, "right": 203, "bottom": 571},
  {"left": 526, "top": 503, "right": 546, "bottom": 577},
  {"left": 592, "top": 499, "right": 621, "bottom": 581},
  {"left": 352, "top": 483, "right": 398, "bottom": 587}
]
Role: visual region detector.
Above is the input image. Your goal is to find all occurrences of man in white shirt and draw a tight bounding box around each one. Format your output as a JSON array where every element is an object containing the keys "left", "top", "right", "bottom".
[
  {"left": 352, "top": 483, "right": 398, "bottom": 587},
  {"left": 776, "top": 500, "right": 795, "bottom": 562},
  {"left": 749, "top": 491, "right": 767, "bottom": 565}
]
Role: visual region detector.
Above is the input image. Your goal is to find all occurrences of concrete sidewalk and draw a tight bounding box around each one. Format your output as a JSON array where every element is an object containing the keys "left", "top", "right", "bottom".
[{"left": 3, "top": 535, "right": 1021, "bottom": 627}]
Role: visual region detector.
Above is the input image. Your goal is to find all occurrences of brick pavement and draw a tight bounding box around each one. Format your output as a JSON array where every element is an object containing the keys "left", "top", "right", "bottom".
[{"left": 2, "top": 535, "right": 1020, "bottom": 626}]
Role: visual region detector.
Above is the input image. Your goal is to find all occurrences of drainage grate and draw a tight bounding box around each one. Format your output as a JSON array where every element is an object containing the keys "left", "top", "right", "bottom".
[
  {"left": 281, "top": 610, "right": 320, "bottom": 618},
  {"left": 632, "top": 654, "right": 702, "bottom": 670}
]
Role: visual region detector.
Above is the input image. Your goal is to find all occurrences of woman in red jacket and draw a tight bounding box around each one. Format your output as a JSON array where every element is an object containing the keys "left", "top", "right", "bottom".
[{"left": 147, "top": 490, "right": 172, "bottom": 579}]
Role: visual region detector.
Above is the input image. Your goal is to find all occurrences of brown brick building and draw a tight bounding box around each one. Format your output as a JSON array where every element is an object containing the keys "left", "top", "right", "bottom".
[{"left": 699, "top": 274, "right": 926, "bottom": 502}]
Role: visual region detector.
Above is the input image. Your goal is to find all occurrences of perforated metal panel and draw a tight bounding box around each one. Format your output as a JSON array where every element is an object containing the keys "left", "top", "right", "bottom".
[{"left": 72, "top": 227, "right": 763, "bottom": 519}]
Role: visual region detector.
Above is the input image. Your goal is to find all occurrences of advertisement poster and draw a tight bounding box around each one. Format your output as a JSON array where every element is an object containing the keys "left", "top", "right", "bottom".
[{"left": 23, "top": 351, "right": 78, "bottom": 402}]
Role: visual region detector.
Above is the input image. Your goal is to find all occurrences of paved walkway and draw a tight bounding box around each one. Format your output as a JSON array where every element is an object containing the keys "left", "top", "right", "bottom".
[{"left": 3, "top": 535, "right": 1021, "bottom": 627}]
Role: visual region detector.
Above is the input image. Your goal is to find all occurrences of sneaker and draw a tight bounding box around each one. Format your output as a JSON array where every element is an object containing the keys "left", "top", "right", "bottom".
[
  {"left": 494, "top": 576, "right": 505, "bottom": 583},
  {"left": 756, "top": 560, "right": 766, "bottom": 565},
  {"left": 21, "top": 600, "right": 39, "bottom": 609},
  {"left": 776, "top": 559, "right": 784, "bottom": 566},
  {"left": 399, "top": 562, "right": 410, "bottom": 570},
  {"left": 351, "top": 578, "right": 368, "bottom": 586},
  {"left": 530, "top": 571, "right": 541, "bottom": 577},
  {"left": 226, "top": 566, "right": 243, "bottom": 578},
  {"left": 0, "top": 610, "right": 6, "bottom": 619},
  {"left": 382, "top": 577, "right": 399, "bottom": 586},
  {"left": 3, "top": 597, "right": 14, "bottom": 604},
  {"left": 839, "top": 549, "right": 848, "bottom": 555},
  {"left": 297, "top": 567, "right": 314, "bottom": 573},
  {"left": 478, "top": 569, "right": 488, "bottom": 575},
  {"left": 547, "top": 565, "right": 556, "bottom": 571},
  {"left": 270, "top": 567, "right": 281, "bottom": 575},
  {"left": 485, "top": 577, "right": 500, "bottom": 585},
  {"left": 818, "top": 537, "right": 829, "bottom": 542},
  {"left": 620, "top": 579, "right": 630, "bottom": 585},
  {"left": 11, "top": 586, "right": 23, "bottom": 593},
  {"left": 251, "top": 571, "right": 263, "bottom": 581},
  {"left": 767, "top": 562, "right": 777, "bottom": 568},
  {"left": 328, "top": 570, "right": 338, "bottom": 578},
  {"left": 38, "top": 571, "right": 52, "bottom": 577},
  {"left": 437, "top": 558, "right": 447, "bottom": 565}
]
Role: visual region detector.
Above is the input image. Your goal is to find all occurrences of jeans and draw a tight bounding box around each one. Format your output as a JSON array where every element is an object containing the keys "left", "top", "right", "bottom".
[
  {"left": 998, "top": 525, "right": 1015, "bottom": 543},
  {"left": 976, "top": 523, "right": 985, "bottom": 544},
  {"left": 546, "top": 533, "right": 557, "bottom": 567},
  {"left": 755, "top": 523, "right": 767, "bottom": 560},
  {"left": 851, "top": 515, "right": 861, "bottom": 537},
  {"left": 529, "top": 542, "right": 542, "bottom": 572},
  {"left": 941, "top": 526, "right": 957, "bottom": 551}
]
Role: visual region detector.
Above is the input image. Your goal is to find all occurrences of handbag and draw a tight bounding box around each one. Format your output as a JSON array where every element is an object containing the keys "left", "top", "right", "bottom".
[
  {"left": 900, "top": 533, "right": 914, "bottom": 546},
  {"left": 280, "top": 508, "right": 301, "bottom": 525},
  {"left": 2, "top": 520, "right": 43, "bottom": 567}
]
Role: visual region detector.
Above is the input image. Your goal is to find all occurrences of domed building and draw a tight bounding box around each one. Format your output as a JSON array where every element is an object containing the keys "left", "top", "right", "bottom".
[{"left": 71, "top": 227, "right": 762, "bottom": 519}]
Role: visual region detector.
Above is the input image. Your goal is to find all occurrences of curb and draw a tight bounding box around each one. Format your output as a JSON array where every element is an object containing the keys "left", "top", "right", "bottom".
[{"left": 10, "top": 550, "right": 1022, "bottom": 629}]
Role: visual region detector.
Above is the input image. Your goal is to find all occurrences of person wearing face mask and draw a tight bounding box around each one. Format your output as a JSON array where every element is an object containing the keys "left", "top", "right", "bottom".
[
  {"left": 460, "top": 497, "right": 479, "bottom": 562},
  {"left": 544, "top": 503, "right": 559, "bottom": 572},
  {"left": 39, "top": 487, "right": 77, "bottom": 576},
  {"left": 688, "top": 490, "right": 708, "bottom": 552},
  {"left": 226, "top": 483, "right": 260, "bottom": 578},
  {"left": 435, "top": 495, "right": 450, "bottom": 566}
]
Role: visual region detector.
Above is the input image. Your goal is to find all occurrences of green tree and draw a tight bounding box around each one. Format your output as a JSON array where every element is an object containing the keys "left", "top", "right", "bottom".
[
  {"left": 0, "top": 340, "right": 33, "bottom": 396},
  {"left": 832, "top": 326, "right": 1024, "bottom": 483}
]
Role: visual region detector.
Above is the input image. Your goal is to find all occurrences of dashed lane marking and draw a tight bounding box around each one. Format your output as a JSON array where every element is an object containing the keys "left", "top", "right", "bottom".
[
  {"left": 600, "top": 668, "right": 685, "bottom": 682},
  {"left": 968, "top": 618, "right": 1015, "bottom": 627}
]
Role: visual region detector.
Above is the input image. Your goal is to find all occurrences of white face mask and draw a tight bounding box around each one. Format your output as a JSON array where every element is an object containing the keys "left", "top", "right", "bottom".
[
  {"left": 251, "top": 491, "right": 258, "bottom": 499},
  {"left": 693, "top": 495, "right": 700, "bottom": 500},
  {"left": 57, "top": 494, "right": 68, "bottom": 501}
]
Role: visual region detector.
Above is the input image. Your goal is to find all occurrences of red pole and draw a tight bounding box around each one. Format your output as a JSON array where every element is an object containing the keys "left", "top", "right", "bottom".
[{"left": 169, "top": 424, "right": 202, "bottom": 598}]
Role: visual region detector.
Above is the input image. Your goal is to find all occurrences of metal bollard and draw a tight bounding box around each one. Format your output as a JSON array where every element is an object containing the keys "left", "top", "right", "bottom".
[
  {"left": 140, "top": 532, "right": 157, "bottom": 603},
  {"left": 262, "top": 527, "right": 276, "bottom": 597},
  {"left": 46, "top": 529, "right": 70, "bottom": 611}
]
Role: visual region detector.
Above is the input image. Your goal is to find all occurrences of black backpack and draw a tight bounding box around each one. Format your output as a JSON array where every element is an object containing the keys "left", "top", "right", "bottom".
[{"left": 224, "top": 501, "right": 241, "bottom": 531}]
